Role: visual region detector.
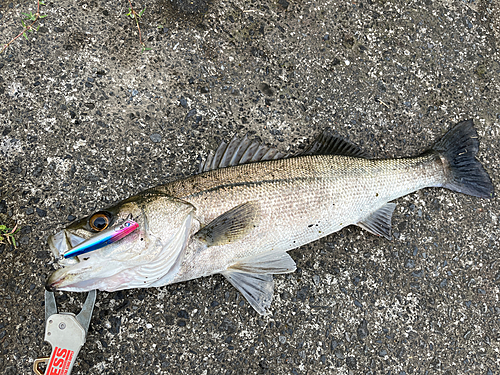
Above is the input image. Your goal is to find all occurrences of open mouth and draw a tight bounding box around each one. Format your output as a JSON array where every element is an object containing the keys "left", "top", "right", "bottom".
[
  {"left": 48, "top": 230, "right": 87, "bottom": 259},
  {"left": 46, "top": 230, "right": 88, "bottom": 290}
]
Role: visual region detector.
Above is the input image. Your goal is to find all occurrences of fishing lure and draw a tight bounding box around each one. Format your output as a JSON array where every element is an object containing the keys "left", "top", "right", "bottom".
[{"left": 63, "top": 219, "right": 139, "bottom": 258}]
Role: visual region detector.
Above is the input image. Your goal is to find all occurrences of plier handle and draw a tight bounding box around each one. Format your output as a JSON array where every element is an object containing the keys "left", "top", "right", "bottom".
[{"left": 34, "top": 290, "right": 96, "bottom": 375}]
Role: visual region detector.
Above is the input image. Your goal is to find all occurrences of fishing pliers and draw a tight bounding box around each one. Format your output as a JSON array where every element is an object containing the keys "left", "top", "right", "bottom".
[{"left": 33, "top": 290, "right": 96, "bottom": 375}]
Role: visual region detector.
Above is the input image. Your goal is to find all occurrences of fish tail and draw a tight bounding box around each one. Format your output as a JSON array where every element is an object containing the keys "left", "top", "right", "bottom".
[{"left": 432, "top": 119, "right": 493, "bottom": 198}]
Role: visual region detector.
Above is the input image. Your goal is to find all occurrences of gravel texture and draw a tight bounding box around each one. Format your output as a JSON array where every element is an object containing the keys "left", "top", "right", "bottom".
[{"left": 1, "top": 0, "right": 499, "bottom": 373}]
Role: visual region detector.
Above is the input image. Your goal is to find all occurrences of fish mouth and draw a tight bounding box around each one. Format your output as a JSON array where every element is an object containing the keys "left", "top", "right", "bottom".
[
  {"left": 45, "top": 263, "right": 73, "bottom": 291},
  {"left": 48, "top": 230, "right": 87, "bottom": 259},
  {"left": 46, "top": 230, "right": 89, "bottom": 291},
  {"left": 45, "top": 266, "right": 96, "bottom": 292},
  {"left": 46, "top": 228, "right": 141, "bottom": 292}
]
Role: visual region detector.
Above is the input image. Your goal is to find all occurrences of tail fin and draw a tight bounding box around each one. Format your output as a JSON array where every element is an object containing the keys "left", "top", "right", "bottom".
[{"left": 432, "top": 119, "right": 493, "bottom": 198}]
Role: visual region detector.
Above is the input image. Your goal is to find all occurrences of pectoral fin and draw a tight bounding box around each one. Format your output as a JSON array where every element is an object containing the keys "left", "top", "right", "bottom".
[
  {"left": 194, "top": 201, "right": 260, "bottom": 247},
  {"left": 357, "top": 203, "right": 396, "bottom": 240}
]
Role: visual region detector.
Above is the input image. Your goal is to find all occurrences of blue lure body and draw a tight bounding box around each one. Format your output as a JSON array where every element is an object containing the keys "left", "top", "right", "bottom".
[{"left": 64, "top": 219, "right": 139, "bottom": 258}]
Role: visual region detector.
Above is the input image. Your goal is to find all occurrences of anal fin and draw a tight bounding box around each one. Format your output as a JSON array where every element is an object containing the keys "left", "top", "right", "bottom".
[
  {"left": 221, "top": 251, "right": 296, "bottom": 315},
  {"left": 357, "top": 203, "right": 396, "bottom": 240},
  {"left": 221, "top": 271, "right": 274, "bottom": 315}
]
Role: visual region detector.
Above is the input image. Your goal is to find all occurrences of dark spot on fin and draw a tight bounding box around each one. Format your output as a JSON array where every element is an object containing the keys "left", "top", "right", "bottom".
[
  {"left": 220, "top": 271, "right": 274, "bottom": 315},
  {"left": 302, "top": 130, "right": 368, "bottom": 158},
  {"left": 198, "top": 135, "right": 288, "bottom": 173},
  {"left": 194, "top": 201, "right": 260, "bottom": 246},
  {"left": 229, "top": 251, "right": 296, "bottom": 274},
  {"left": 432, "top": 119, "right": 494, "bottom": 198},
  {"left": 357, "top": 202, "right": 396, "bottom": 240}
]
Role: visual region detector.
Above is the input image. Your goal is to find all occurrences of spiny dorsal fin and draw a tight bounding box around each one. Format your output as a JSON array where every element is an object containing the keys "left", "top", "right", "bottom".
[
  {"left": 302, "top": 130, "right": 368, "bottom": 158},
  {"left": 198, "top": 135, "right": 288, "bottom": 173},
  {"left": 357, "top": 202, "right": 396, "bottom": 240},
  {"left": 194, "top": 201, "right": 260, "bottom": 247}
]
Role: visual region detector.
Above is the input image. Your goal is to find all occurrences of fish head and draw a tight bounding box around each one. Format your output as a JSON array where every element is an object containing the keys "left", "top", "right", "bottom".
[{"left": 46, "top": 190, "right": 196, "bottom": 292}]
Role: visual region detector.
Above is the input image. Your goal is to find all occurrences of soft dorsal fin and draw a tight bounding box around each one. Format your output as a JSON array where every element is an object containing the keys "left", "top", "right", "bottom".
[
  {"left": 302, "top": 130, "right": 368, "bottom": 158},
  {"left": 357, "top": 202, "right": 396, "bottom": 240},
  {"left": 198, "top": 135, "right": 288, "bottom": 173},
  {"left": 194, "top": 201, "right": 260, "bottom": 247}
]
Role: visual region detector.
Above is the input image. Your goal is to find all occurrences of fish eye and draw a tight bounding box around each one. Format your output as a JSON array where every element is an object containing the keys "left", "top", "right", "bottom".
[{"left": 89, "top": 212, "right": 111, "bottom": 231}]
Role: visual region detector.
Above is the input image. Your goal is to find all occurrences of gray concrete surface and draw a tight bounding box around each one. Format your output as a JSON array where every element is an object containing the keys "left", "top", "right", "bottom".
[{"left": 1, "top": 0, "right": 499, "bottom": 373}]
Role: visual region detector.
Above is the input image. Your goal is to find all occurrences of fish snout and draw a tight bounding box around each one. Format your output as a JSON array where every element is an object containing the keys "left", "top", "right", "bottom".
[
  {"left": 45, "top": 268, "right": 68, "bottom": 291},
  {"left": 45, "top": 282, "right": 55, "bottom": 292}
]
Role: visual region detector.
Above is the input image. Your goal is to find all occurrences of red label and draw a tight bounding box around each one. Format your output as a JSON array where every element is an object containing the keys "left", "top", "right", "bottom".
[{"left": 46, "top": 346, "right": 74, "bottom": 375}]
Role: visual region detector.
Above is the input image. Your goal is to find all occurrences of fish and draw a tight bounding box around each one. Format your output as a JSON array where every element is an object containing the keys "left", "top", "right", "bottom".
[{"left": 46, "top": 120, "right": 493, "bottom": 315}]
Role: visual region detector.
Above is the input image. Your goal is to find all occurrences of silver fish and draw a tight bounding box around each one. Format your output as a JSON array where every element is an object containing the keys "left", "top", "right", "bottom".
[{"left": 46, "top": 120, "right": 493, "bottom": 315}]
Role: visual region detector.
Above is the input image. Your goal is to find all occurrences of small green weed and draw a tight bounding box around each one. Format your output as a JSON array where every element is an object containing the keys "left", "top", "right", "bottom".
[
  {"left": 126, "top": 2, "right": 152, "bottom": 53},
  {"left": 3, "top": 0, "right": 152, "bottom": 54},
  {"left": 0, "top": 224, "right": 19, "bottom": 248},
  {"left": 1, "top": 0, "right": 47, "bottom": 55}
]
